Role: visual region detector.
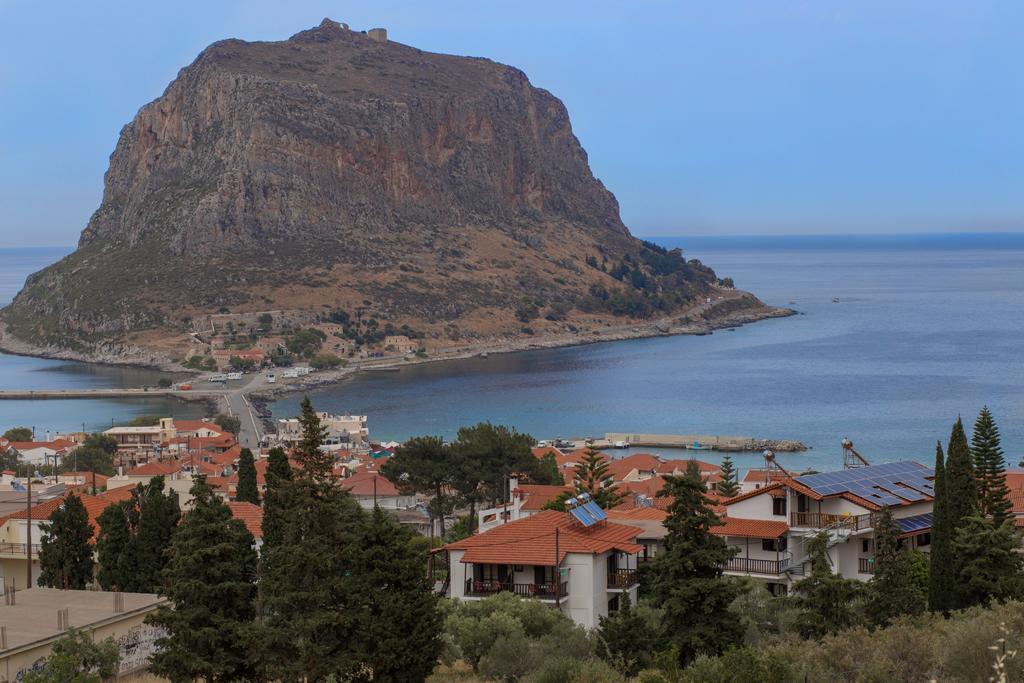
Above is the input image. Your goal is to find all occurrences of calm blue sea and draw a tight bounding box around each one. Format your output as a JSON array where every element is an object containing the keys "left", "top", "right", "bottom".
[{"left": 2, "top": 235, "right": 1024, "bottom": 474}]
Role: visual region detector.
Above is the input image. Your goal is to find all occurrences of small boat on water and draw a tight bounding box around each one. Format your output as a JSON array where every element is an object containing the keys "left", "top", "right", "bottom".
[
  {"left": 788, "top": 300, "right": 797, "bottom": 305},
  {"left": 832, "top": 297, "right": 840, "bottom": 303}
]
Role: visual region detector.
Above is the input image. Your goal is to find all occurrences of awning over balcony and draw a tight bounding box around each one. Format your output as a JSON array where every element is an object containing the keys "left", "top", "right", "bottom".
[{"left": 711, "top": 517, "right": 788, "bottom": 539}]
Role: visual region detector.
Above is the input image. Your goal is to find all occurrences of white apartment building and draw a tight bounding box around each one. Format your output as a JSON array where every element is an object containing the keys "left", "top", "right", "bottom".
[
  {"left": 276, "top": 412, "right": 369, "bottom": 450},
  {"left": 442, "top": 508, "right": 641, "bottom": 629},
  {"left": 720, "top": 460, "right": 934, "bottom": 594}
]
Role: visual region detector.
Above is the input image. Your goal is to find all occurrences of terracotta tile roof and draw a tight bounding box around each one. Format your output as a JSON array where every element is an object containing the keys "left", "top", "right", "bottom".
[
  {"left": 227, "top": 502, "right": 262, "bottom": 538},
  {"left": 531, "top": 446, "right": 563, "bottom": 459},
  {"left": 711, "top": 517, "right": 788, "bottom": 539},
  {"left": 515, "top": 484, "right": 572, "bottom": 511},
  {"left": 98, "top": 484, "right": 136, "bottom": 503},
  {"left": 173, "top": 420, "right": 227, "bottom": 434},
  {"left": 607, "top": 506, "right": 668, "bottom": 521},
  {"left": 341, "top": 471, "right": 400, "bottom": 497},
  {"left": 444, "top": 509, "right": 642, "bottom": 565},
  {"left": 0, "top": 493, "right": 111, "bottom": 538},
  {"left": 656, "top": 459, "right": 718, "bottom": 475},
  {"left": 742, "top": 468, "right": 789, "bottom": 484},
  {"left": 7, "top": 440, "right": 77, "bottom": 452}
]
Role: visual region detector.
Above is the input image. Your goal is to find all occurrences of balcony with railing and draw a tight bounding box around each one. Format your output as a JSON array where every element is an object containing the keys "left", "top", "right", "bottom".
[
  {"left": 0, "top": 542, "right": 41, "bottom": 558},
  {"left": 724, "top": 557, "right": 789, "bottom": 576},
  {"left": 465, "top": 578, "right": 568, "bottom": 600},
  {"left": 791, "top": 511, "right": 875, "bottom": 531},
  {"left": 858, "top": 557, "right": 875, "bottom": 574},
  {"left": 607, "top": 568, "right": 639, "bottom": 589}
]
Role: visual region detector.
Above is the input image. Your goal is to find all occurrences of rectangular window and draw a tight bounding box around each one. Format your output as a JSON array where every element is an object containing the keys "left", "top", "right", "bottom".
[
  {"left": 916, "top": 533, "right": 931, "bottom": 547},
  {"left": 772, "top": 497, "right": 787, "bottom": 516},
  {"left": 761, "top": 537, "right": 787, "bottom": 552},
  {"left": 862, "top": 539, "right": 871, "bottom": 553}
]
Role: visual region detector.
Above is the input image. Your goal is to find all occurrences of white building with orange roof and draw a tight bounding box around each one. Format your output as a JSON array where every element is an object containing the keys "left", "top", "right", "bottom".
[
  {"left": 4, "top": 439, "right": 79, "bottom": 467},
  {"left": 441, "top": 507, "right": 642, "bottom": 629},
  {"left": 340, "top": 471, "right": 416, "bottom": 510},
  {"left": 720, "top": 460, "right": 935, "bottom": 594},
  {"left": 0, "top": 492, "right": 110, "bottom": 588}
]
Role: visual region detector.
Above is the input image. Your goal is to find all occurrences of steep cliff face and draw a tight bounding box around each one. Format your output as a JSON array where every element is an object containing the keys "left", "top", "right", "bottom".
[{"left": 2, "top": 19, "right": 764, "bottom": 361}]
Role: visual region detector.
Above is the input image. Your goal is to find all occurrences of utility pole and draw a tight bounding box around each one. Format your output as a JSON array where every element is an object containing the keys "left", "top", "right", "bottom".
[
  {"left": 25, "top": 475, "right": 32, "bottom": 588},
  {"left": 373, "top": 475, "right": 377, "bottom": 508}
]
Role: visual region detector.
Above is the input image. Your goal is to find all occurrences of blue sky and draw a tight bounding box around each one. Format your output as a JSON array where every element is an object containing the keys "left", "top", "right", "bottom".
[{"left": 1, "top": 1, "right": 1022, "bottom": 246}]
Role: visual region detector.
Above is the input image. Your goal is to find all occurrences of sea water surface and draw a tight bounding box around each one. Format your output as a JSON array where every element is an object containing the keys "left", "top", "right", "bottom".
[
  {"left": 0, "top": 247, "right": 206, "bottom": 433},
  {"left": 2, "top": 236, "right": 1023, "bottom": 473},
  {"left": 269, "top": 233, "right": 1024, "bottom": 473}
]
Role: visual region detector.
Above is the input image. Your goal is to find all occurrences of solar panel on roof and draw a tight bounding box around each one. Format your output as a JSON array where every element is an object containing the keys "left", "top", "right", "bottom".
[
  {"left": 582, "top": 501, "right": 608, "bottom": 522},
  {"left": 570, "top": 506, "right": 597, "bottom": 528},
  {"left": 896, "top": 513, "right": 933, "bottom": 534}
]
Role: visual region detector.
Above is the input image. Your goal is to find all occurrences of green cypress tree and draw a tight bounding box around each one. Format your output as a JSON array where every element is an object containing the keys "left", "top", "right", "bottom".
[
  {"left": 132, "top": 476, "right": 181, "bottom": 593},
  {"left": 971, "top": 407, "right": 1012, "bottom": 524},
  {"left": 596, "top": 592, "right": 661, "bottom": 676},
  {"left": 648, "top": 465, "right": 745, "bottom": 664},
  {"left": 952, "top": 515, "right": 1024, "bottom": 607},
  {"left": 261, "top": 446, "right": 293, "bottom": 549},
  {"left": 235, "top": 447, "right": 260, "bottom": 505},
  {"left": 863, "top": 507, "right": 925, "bottom": 627},
  {"left": 945, "top": 417, "right": 978, "bottom": 527},
  {"left": 147, "top": 476, "right": 258, "bottom": 682},
  {"left": 793, "top": 532, "right": 863, "bottom": 637},
  {"left": 38, "top": 493, "right": 95, "bottom": 590},
  {"left": 714, "top": 455, "right": 740, "bottom": 498},
  {"left": 927, "top": 441, "right": 952, "bottom": 613},
  {"left": 257, "top": 397, "right": 366, "bottom": 680},
  {"left": 945, "top": 417, "right": 979, "bottom": 610},
  {"left": 348, "top": 506, "right": 443, "bottom": 680},
  {"left": 95, "top": 501, "right": 136, "bottom": 591}
]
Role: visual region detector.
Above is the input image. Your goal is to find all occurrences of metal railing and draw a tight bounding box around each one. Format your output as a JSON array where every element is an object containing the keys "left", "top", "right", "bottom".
[
  {"left": 0, "top": 543, "right": 41, "bottom": 556},
  {"left": 791, "top": 511, "right": 875, "bottom": 532},
  {"left": 858, "top": 557, "right": 875, "bottom": 574},
  {"left": 607, "top": 569, "right": 639, "bottom": 588},
  {"left": 465, "top": 579, "right": 568, "bottom": 599},
  {"left": 724, "top": 557, "right": 788, "bottom": 575}
]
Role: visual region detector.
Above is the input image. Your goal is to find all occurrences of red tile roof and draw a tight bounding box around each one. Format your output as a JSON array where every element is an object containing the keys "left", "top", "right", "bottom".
[
  {"left": 711, "top": 516, "right": 788, "bottom": 539},
  {"left": 0, "top": 493, "right": 111, "bottom": 538},
  {"left": 341, "top": 471, "right": 400, "bottom": 497},
  {"left": 7, "top": 440, "right": 77, "bottom": 452},
  {"left": 444, "top": 509, "right": 643, "bottom": 565},
  {"left": 515, "top": 484, "right": 572, "bottom": 511},
  {"left": 607, "top": 506, "right": 669, "bottom": 522},
  {"left": 227, "top": 502, "right": 263, "bottom": 538}
]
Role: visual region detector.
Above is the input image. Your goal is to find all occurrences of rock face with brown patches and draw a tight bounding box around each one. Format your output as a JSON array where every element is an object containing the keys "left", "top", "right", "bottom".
[{"left": 1, "top": 19, "right": 768, "bottom": 363}]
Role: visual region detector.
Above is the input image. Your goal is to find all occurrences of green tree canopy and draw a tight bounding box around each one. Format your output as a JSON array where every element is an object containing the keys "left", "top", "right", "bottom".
[
  {"left": 213, "top": 413, "right": 241, "bottom": 436},
  {"left": 260, "top": 446, "right": 292, "bottom": 549},
  {"left": 596, "top": 592, "right": 662, "bottom": 676},
  {"left": 863, "top": 507, "right": 925, "bottom": 627},
  {"left": 953, "top": 515, "right": 1024, "bottom": 607},
  {"left": 147, "top": 476, "right": 258, "bottom": 683},
  {"left": 2, "top": 426, "right": 33, "bottom": 441},
  {"left": 793, "top": 532, "right": 863, "bottom": 637},
  {"left": 571, "top": 446, "right": 624, "bottom": 509},
  {"left": 714, "top": 455, "right": 740, "bottom": 497},
  {"left": 235, "top": 447, "right": 260, "bottom": 505},
  {"left": 971, "top": 406, "right": 1012, "bottom": 524},
  {"left": 945, "top": 417, "right": 979, "bottom": 611},
  {"left": 928, "top": 441, "right": 952, "bottom": 613},
  {"left": 382, "top": 435, "right": 455, "bottom": 535},
  {"left": 59, "top": 446, "right": 115, "bottom": 477},
  {"left": 22, "top": 629, "right": 119, "bottom": 683},
  {"left": 648, "top": 464, "right": 744, "bottom": 664},
  {"left": 348, "top": 506, "right": 443, "bottom": 680},
  {"left": 38, "top": 493, "right": 95, "bottom": 590}
]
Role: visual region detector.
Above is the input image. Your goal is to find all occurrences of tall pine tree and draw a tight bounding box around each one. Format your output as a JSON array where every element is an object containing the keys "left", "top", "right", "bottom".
[
  {"left": 348, "top": 506, "right": 443, "bottom": 680},
  {"left": 715, "top": 455, "right": 740, "bottom": 498},
  {"left": 952, "top": 514, "right": 1024, "bottom": 607},
  {"left": 648, "top": 465, "right": 744, "bottom": 664},
  {"left": 38, "top": 493, "right": 95, "bottom": 590},
  {"left": 971, "top": 407, "right": 1012, "bottom": 524},
  {"left": 95, "top": 501, "right": 135, "bottom": 591},
  {"left": 927, "top": 441, "right": 952, "bottom": 613},
  {"left": 260, "top": 446, "right": 292, "bottom": 549},
  {"left": 572, "top": 447, "right": 623, "bottom": 509},
  {"left": 793, "top": 532, "right": 863, "bottom": 637},
  {"left": 257, "top": 398, "right": 366, "bottom": 680},
  {"left": 147, "top": 476, "right": 258, "bottom": 682},
  {"left": 235, "top": 447, "right": 260, "bottom": 505},
  {"left": 132, "top": 476, "right": 181, "bottom": 593},
  {"left": 863, "top": 507, "right": 925, "bottom": 627}
]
